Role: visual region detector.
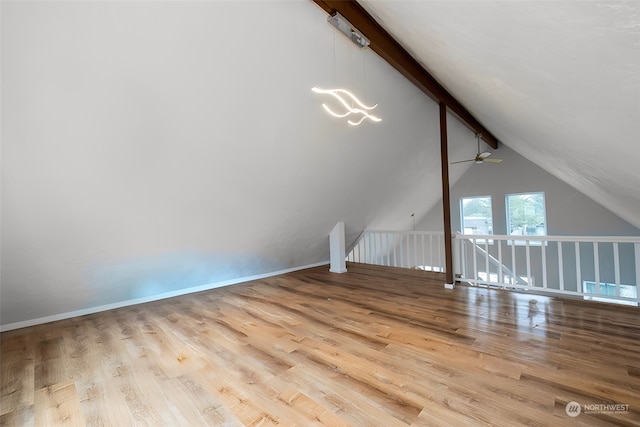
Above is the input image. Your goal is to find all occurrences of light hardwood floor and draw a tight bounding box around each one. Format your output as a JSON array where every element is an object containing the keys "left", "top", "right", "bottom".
[{"left": 1, "top": 263, "right": 639, "bottom": 426}]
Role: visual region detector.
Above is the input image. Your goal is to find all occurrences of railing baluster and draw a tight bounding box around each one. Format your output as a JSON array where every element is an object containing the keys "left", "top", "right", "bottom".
[
  {"left": 472, "top": 237, "right": 478, "bottom": 284},
  {"left": 525, "top": 239, "right": 531, "bottom": 287},
  {"left": 511, "top": 240, "right": 516, "bottom": 286},
  {"left": 370, "top": 232, "right": 375, "bottom": 265},
  {"left": 403, "top": 234, "right": 407, "bottom": 268},
  {"left": 351, "top": 241, "right": 355, "bottom": 263},
  {"left": 558, "top": 241, "right": 564, "bottom": 291},
  {"left": 404, "top": 233, "right": 408, "bottom": 268},
  {"left": 635, "top": 243, "right": 640, "bottom": 302},
  {"left": 484, "top": 240, "right": 490, "bottom": 283},
  {"left": 413, "top": 234, "right": 417, "bottom": 269},
  {"left": 404, "top": 232, "right": 408, "bottom": 268},
  {"left": 403, "top": 233, "right": 407, "bottom": 268},
  {"left": 400, "top": 233, "right": 409, "bottom": 268},
  {"left": 613, "top": 242, "right": 620, "bottom": 297},
  {"left": 594, "top": 242, "right": 600, "bottom": 295},
  {"left": 421, "top": 234, "right": 426, "bottom": 270},
  {"left": 371, "top": 233, "right": 376, "bottom": 265},
  {"left": 387, "top": 233, "right": 396, "bottom": 267},
  {"left": 575, "top": 242, "right": 581, "bottom": 294},
  {"left": 350, "top": 239, "right": 355, "bottom": 263},
  {"left": 429, "top": 235, "right": 434, "bottom": 271},
  {"left": 438, "top": 236, "right": 443, "bottom": 272},
  {"left": 498, "top": 240, "right": 503, "bottom": 283},
  {"left": 541, "top": 241, "right": 547, "bottom": 289},
  {"left": 462, "top": 238, "right": 467, "bottom": 278}
]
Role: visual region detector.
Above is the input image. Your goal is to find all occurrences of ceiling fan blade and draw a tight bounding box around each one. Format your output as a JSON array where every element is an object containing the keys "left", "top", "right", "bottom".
[
  {"left": 478, "top": 152, "right": 492, "bottom": 159},
  {"left": 484, "top": 158, "right": 503, "bottom": 163},
  {"left": 451, "top": 159, "right": 475, "bottom": 164}
]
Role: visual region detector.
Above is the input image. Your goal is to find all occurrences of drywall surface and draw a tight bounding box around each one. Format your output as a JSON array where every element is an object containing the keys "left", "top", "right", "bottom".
[
  {"left": 359, "top": 0, "right": 640, "bottom": 230},
  {"left": 419, "top": 143, "right": 640, "bottom": 236},
  {"left": 1, "top": 1, "right": 454, "bottom": 326}
]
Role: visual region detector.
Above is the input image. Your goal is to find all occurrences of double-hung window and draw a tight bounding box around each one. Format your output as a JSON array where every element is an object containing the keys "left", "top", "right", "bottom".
[
  {"left": 460, "top": 196, "right": 493, "bottom": 243},
  {"left": 506, "top": 192, "right": 546, "bottom": 244}
]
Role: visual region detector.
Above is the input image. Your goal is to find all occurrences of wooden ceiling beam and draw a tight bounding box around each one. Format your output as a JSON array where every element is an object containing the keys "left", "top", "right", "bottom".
[{"left": 311, "top": 0, "right": 499, "bottom": 149}]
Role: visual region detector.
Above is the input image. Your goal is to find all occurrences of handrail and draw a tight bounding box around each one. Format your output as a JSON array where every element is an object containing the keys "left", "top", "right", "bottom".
[
  {"left": 454, "top": 232, "right": 640, "bottom": 305},
  {"left": 455, "top": 233, "right": 640, "bottom": 244}
]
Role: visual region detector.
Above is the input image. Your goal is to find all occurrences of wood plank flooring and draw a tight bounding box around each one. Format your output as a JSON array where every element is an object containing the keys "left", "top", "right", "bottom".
[{"left": 1, "top": 263, "right": 639, "bottom": 426}]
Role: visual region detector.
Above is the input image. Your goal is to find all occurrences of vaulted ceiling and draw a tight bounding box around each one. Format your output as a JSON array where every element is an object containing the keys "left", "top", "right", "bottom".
[{"left": 357, "top": 0, "right": 640, "bottom": 229}]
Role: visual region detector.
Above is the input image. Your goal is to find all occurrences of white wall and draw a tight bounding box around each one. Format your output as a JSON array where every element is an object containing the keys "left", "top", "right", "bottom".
[
  {"left": 419, "top": 143, "right": 640, "bottom": 236},
  {"left": 1, "top": 1, "right": 458, "bottom": 328}
]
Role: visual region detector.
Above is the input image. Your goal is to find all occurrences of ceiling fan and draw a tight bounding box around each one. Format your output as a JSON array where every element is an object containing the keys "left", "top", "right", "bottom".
[{"left": 452, "top": 133, "right": 503, "bottom": 165}]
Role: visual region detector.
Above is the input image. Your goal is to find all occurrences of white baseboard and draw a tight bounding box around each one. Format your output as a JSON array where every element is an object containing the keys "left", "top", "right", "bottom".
[{"left": 0, "top": 261, "right": 329, "bottom": 332}]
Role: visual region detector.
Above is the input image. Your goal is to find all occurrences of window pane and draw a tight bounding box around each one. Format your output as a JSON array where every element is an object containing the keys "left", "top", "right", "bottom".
[
  {"left": 461, "top": 196, "right": 493, "bottom": 235},
  {"left": 506, "top": 192, "right": 546, "bottom": 236}
]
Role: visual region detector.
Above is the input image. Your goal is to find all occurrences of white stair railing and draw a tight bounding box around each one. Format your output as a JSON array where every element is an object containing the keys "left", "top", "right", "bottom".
[
  {"left": 467, "top": 239, "right": 529, "bottom": 286},
  {"left": 455, "top": 233, "right": 640, "bottom": 306},
  {"left": 347, "top": 230, "right": 639, "bottom": 306},
  {"left": 347, "top": 230, "right": 446, "bottom": 272}
]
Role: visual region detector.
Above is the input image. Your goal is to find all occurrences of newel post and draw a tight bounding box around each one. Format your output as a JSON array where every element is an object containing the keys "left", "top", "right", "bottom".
[{"left": 329, "top": 222, "right": 348, "bottom": 274}]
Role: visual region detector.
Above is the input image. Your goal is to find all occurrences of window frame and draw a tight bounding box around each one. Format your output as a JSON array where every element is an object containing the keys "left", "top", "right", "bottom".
[
  {"left": 460, "top": 195, "right": 494, "bottom": 244},
  {"left": 505, "top": 191, "right": 547, "bottom": 246}
]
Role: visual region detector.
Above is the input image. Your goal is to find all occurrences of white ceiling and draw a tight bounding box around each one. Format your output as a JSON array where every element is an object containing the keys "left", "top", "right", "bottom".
[{"left": 358, "top": 0, "right": 640, "bottom": 229}]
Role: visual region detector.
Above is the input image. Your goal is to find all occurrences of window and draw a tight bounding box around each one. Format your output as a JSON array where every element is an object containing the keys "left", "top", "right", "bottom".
[
  {"left": 506, "top": 192, "right": 546, "bottom": 244},
  {"left": 460, "top": 196, "right": 493, "bottom": 238}
]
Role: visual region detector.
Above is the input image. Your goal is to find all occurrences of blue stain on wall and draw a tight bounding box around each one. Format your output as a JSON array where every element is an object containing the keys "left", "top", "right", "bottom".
[{"left": 89, "top": 251, "right": 286, "bottom": 303}]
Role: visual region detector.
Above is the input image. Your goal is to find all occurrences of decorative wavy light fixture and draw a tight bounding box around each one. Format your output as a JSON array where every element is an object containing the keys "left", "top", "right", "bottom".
[
  {"left": 312, "top": 12, "right": 380, "bottom": 126},
  {"left": 311, "top": 87, "right": 381, "bottom": 125}
]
